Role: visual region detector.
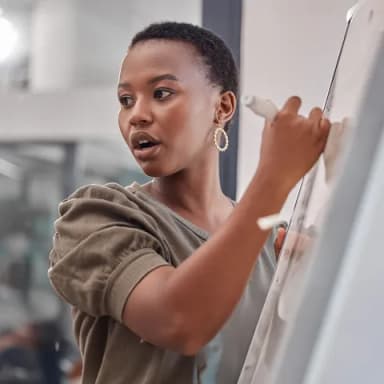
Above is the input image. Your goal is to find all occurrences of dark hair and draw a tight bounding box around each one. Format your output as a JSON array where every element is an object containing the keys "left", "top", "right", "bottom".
[{"left": 130, "top": 22, "right": 238, "bottom": 100}]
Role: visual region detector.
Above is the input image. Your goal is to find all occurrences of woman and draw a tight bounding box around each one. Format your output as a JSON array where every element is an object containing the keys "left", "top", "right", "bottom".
[{"left": 48, "top": 22, "right": 330, "bottom": 384}]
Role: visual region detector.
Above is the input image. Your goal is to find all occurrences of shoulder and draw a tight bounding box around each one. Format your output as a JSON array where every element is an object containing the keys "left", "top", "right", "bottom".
[
  {"left": 58, "top": 182, "right": 152, "bottom": 225},
  {"left": 60, "top": 182, "right": 139, "bottom": 209},
  {"left": 49, "top": 183, "right": 170, "bottom": 318},
  {"left": 53, "top": 182, "right": 167, "bottom": 257}
]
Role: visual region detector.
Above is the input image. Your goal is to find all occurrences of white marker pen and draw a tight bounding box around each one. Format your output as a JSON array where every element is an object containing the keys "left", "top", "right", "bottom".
[
  {"left": 241, "top": 95, "right": 279, "bottom": 121},
  {"left": 242, "top": 95, "right": 282, "bottom": 230},
  {"left": 257, "top": 214, "right": 286, "bottom": 231}
]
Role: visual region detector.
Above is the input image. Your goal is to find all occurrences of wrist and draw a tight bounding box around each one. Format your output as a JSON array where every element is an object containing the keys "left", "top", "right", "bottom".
[{"left": 252, "top": 165, "right": 292, "bottom": 201}]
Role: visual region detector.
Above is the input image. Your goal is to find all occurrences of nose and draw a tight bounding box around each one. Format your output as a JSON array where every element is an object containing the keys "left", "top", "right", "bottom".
[{"left": 129, "top": 97, "right": 153, "bottom": 127}]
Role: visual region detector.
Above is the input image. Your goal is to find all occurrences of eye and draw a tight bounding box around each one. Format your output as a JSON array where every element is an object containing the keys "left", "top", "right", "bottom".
[
  {"left": 119, "top": 95, "right": 135, "bottom": 108},
  {"left": 153, "top": 89, "right": 173, "bottom": 100}
]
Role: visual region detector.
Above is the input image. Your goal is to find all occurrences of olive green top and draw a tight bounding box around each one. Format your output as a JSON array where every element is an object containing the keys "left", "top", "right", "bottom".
[{"left": 48, "top": 182, "right": 276, "bottom": 384}]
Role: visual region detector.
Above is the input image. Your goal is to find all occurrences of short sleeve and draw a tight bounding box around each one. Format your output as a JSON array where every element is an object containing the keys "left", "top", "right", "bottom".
[{"left": 48, "top": 184, "right": 169, "bottom": 322}]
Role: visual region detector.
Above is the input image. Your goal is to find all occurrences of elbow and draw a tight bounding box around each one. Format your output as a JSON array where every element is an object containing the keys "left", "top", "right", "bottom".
[
  {"left": 178, "top": 335, "right": 204, "bottom": 356},
  {"left": 165, "top": 315, "right": 207, "bottom": 356}
]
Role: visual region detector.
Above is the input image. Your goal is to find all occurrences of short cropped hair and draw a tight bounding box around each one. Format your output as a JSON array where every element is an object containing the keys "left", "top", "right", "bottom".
[{"left": 130, "top": 22, "right": 239, "bottom": 100}]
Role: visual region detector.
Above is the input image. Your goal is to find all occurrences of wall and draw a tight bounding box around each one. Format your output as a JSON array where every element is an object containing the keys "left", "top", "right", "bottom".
[{"left": 30, "top": 0, "right": 202, "bottom": 91}]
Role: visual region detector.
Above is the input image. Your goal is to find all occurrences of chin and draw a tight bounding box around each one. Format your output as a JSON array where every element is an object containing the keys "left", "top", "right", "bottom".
[
  {"left": 140, "top": 163, "right": 174, "bottom": 178},
  {"left": 136, "top": 154, "right": 186, "bottom": 178}
]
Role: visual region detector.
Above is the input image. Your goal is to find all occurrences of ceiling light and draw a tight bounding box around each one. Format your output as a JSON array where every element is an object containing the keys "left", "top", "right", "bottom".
[{"left": 0, "top": 13, "right": 18, "bottom": 63}]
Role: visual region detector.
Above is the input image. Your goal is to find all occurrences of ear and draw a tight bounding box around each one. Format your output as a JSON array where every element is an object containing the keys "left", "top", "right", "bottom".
[{"left": 214, "top": 91, "right": 237, "bottom": 125}]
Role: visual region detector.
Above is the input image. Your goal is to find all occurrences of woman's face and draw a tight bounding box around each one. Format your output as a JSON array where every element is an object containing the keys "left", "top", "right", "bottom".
[{"left": 118, "top": 39, "right": 221, "bottom": 177}]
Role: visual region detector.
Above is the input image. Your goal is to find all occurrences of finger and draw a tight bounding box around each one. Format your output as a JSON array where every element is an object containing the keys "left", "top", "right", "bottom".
[
  {"left": 308, "top": 107, "right": 323, "bottom": 123},
  {"left": 282, "top": 96, "right": 302, "bottom": 115},
  {"left": 274, "top": 227, "right": 286, "bottom": 256},
  {"left": 277, "top": 227, "right": 286, "bottom": 247},
  {"left": 320, "top": 117, "right": 331, "bottom": 135},
  {"left": 274, "top": 241, "right": 280, "bottom": 259},
  {"left": 318, "top": 117, "right": 331, "bottom": 145}
]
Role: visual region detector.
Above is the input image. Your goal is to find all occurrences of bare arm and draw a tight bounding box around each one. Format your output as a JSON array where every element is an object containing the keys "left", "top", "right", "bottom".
[{"left": 123, "top": 97, "right": 330, "bottom": 355}]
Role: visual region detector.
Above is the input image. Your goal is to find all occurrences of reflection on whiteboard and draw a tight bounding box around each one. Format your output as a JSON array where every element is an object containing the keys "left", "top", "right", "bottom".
[{"left": 238, "top": 1, "right": 384, "bottom": 383}]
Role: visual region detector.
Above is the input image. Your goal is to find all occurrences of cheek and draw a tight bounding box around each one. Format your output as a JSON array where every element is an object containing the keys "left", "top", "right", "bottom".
[
  {"left": 170, "top": 98, "right": 213, "bottom": 133},
  {"left": 191, "top": 98, "right": 216, "bottom": 133},
  {"left": 118, "top": 110, "right": 127, "bottom": 133},
  {"left": 118, "top": 111, "right": 130, "bottom": 144}
]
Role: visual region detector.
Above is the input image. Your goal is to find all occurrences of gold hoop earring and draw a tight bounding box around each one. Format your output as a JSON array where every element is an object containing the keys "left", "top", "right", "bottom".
[{"left": 214, "top": 127, "right": 229, "bottom": 152}]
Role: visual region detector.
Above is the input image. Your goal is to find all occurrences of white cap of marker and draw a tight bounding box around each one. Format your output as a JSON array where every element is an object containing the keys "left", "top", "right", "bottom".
[
  {"left": 241, "top": 95, "right": 279, "bottom": 121},
  {"left": 257, "top": 214, "right": 286, "bottom": 231}
]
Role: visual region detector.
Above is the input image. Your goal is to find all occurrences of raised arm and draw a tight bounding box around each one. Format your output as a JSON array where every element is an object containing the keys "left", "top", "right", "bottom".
[{"left": 123, "top": 96, "right": 330, "bottom": 355}]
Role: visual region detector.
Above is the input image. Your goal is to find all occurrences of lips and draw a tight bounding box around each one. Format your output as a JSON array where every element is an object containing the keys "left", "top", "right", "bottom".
[
  {"left": 130, "top": 131, "right": 161, "bottom": 150},
  {"left": 130, "top": 131, "right": 161, "bottom": 160}
]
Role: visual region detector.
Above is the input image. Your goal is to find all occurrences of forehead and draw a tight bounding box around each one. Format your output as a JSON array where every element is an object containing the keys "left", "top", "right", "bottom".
[{"left": 119, "top": 40, "right": 208, "bottom": 83}]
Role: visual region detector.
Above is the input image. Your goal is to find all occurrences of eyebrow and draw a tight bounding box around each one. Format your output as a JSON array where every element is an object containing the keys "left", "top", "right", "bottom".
[{"left": 118, "top": 74, "right": 179, "bottom": 89}]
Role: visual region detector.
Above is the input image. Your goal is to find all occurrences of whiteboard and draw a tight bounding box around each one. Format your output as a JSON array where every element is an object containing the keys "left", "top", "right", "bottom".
[{"left": 238, "top": 1, "right": 384, "bottom": 383}]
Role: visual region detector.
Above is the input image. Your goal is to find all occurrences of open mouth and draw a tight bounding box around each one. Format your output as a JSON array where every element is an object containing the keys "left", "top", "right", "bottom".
[
  {"left": 137, "top": 139, "right": 158, "bottom": 150},
  {"left": 131, "top": 132, "right": 161, "bottom": 151},
  {"left": 130, "top": 132, "right": 162, "bottom": 160}
]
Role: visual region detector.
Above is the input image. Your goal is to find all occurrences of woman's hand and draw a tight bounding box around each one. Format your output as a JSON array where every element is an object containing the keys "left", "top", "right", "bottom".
[{"left": 258, "top": 96, "right": 331, "bottom": 193}]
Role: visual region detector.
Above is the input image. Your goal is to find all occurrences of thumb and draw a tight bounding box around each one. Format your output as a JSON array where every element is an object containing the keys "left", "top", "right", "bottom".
[{"left": 274, "top": 226, "right": 287, "bottom": 258}]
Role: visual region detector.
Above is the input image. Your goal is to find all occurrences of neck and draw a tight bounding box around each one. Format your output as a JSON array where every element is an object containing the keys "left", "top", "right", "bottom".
[
  {"left": 147, "top": 151, "right": 229, "bottom": 213},
  {"left": 143, "top": 151, "right": 235, "bottom": 234}
]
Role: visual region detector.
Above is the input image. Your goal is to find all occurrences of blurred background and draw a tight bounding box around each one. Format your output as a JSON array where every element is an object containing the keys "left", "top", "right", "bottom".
[
  {"left": 0, "top": 1, "right": 200, "bottom": 382},
  {"left": 0, "top": 0, "right": 355, "bottom": 382}
]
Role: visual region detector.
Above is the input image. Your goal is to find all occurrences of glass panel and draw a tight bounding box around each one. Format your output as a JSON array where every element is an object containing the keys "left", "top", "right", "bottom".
[
  {"left": 0, "top": 0, "right": 201, "bottom": 381},
  {"left": 0, "top": 143, "right": 75, "bottom": 384},
  {"left": 0, "top": 141, "right": 148, "bottom": 383}
]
